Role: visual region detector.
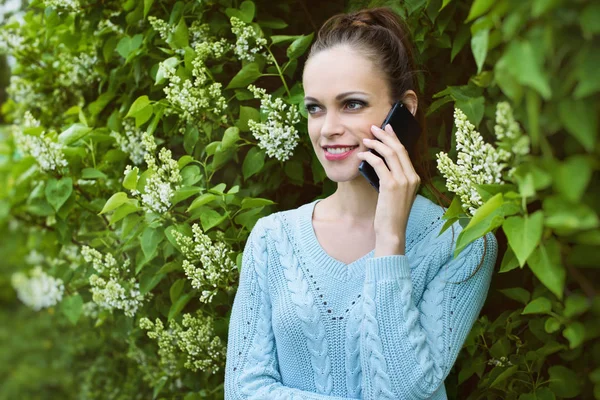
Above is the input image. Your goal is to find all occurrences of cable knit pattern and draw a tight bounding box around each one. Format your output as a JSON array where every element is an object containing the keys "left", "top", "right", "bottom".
[
  {"left": 225, "top": 194, "right": 498, "bottom": 400},
  {"left": 270, "top": 216, "right": 334, "bottom": 395}
]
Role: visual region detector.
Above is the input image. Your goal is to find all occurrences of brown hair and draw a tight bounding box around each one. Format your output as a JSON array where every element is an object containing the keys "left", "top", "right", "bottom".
[{"left": 307, "top": 7, "right": 489, "bottom": 282}]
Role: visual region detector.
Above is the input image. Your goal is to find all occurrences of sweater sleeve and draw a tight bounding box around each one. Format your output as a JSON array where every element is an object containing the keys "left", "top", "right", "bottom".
[
  {"left": 359, "top": 231, "right": 498, "bottom": 400},
  {"left": 225, "top": 217, "right": 356, "bottom": 400}
]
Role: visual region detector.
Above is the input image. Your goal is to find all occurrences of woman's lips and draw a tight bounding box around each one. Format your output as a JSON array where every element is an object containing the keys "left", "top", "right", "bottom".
[{"left": 323, "top": 146, "right": 359, "bottom": 161}]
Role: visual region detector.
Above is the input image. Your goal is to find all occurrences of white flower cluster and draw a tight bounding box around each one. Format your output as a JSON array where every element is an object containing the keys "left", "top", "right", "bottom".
[
  {"left": 189, "top": 21, "right": 210, "bottom": 48},
  {"left": 7, "top": 76, "right": 44, "bottom": 111},
  {"left": 139, "top": 312, "right": 226, "bottom": 374},
  {"left": 494, "top": 101, "right": 530, "bottom": 157},
  {"left": 53, "top": 50, "right": 100, "bottom": 88},
  {"left": 159, "top": 56, "right": 227, "bottom": 124},
  {"left": 111, "top": 119, "right": 147, "bottom": 165},
  {"left": 12, "top": 113, "right": 69, "bottom": 172},
  {"left": 95, "top": 18, "right": 124, "bottom": 36},
  {"left": 148, "top": 16, "right": 174, "bottom": 41},
  {"left": 173, "top": 224, "right": 237, "bottom": 303},
  {"left": 82, "top": 301, "right": 99, "bottom": 319},
  {"left": 247, "top": 85, "right": 301, "bottom": 162},
  {"left": 11, "top": 266, "right": 65, "bottom": 311},
  {"left": 81, "top": 245, "right": 119, "bottom": 275},
  {"left": 89, "top": 274, "right": 146, "bottom": 317},
  {"left": 0, "top": 23, "right": 23, "bottom": 54},
  {"left": 436, "top": 107, "right": 512, "bottom": 216},
  {"left": 123, "top": 132, "right": 182, "bottom": 214},
  {"left": 230, "top": 16, "right": 267, "bottom": 62},
  {"left": 487, "top": 356, "right": 513, "bottom": 367},
  {"left": 41, "top": 0, "right": 81, "bottom": 13}
]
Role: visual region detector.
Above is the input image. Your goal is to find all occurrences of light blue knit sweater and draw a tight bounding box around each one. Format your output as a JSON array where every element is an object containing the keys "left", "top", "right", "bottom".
[{"left": 225, "top": 194, "right": 498, "bottom": 399}]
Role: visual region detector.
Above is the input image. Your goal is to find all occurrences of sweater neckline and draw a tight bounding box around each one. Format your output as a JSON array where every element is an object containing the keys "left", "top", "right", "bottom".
[{"left": 298, "top": 194, "right": 428, "bottom": 280}]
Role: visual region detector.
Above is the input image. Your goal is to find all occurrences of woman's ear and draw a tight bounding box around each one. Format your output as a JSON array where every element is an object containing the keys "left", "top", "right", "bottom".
[{"left": 402, "top": 90, "right": 418, "bottom": 116}]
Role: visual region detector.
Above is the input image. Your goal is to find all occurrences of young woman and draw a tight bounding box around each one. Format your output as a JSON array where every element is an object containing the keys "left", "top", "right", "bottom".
[{"left": 225, "top": 7, "right": 498, "bottom": 400}]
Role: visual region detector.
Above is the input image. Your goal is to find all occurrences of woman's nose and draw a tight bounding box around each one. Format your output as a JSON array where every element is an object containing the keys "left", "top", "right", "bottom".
[{"left": 320, "top": 111, "right": 344, "bottom": 137}]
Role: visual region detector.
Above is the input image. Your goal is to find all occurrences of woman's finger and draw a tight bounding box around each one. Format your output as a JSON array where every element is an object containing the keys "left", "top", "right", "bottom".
[
  {"left": 357, "top": 150, "right": 394, "bottom": 184},
  {"left": 362, "top": 137, "right": 405, "bottom": 178},
  {"left": 381, "top": 124, "right": 419, "bottom": 177}
]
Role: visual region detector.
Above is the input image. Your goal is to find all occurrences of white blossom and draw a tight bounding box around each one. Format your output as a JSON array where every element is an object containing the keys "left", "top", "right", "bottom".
[
  {"left": 139, "top": 312, "right": 226, "bottom": 374},
  {"left": 495, "top": 101, "right": 530, "bottom": 156},
  {"left": 81, "top": 245, "right": 119, "bottom": 275},
  {"left": 173, "top": 224, "right": 237, "bottom": 303},
  {"left": 230, "top": 16, "right": 267, "bottom": 62},
  {"left": 247, "top": 84, "right": 301, "bottom": 161},
  {"left": 12, "top": 117, "right": 69, "bottom": 171},
  {"left": 11, "top": 266, "right": 65, "bottom": 311},
  {"left": 89, "top": 274, "right": 146, "bottom": 317},
  {"left": 148, "top": 16, "right": 173, "bottom": 41},
  {"left": 436, "top": 107, "right": 512, "bottom": 216},
  {"left": 122, "top": 132, "right": 182, "bottom": 214},
  {"left": 111, "top": 119, "right": 147, "bottom": 165},
  {"left": 41, "top": 0, "right": 81, "bottom": 13}
]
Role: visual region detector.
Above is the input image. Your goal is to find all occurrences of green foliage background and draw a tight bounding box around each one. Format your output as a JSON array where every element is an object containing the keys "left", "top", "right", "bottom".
[{"left": 0, "top": 0, "right": 599, "bottom": 399}]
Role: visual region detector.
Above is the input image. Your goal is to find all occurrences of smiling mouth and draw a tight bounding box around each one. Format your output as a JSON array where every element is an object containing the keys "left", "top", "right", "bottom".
[{"left": 324, "top": 146, "right": 359, "bottom": 154}]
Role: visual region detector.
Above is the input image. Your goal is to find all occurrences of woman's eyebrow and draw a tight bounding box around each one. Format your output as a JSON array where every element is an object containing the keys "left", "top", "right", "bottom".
[{"left": 304, "top": 91, "right": 369, "bottom": 103}]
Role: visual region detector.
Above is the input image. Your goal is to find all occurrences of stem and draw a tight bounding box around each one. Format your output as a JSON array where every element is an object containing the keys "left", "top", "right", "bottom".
[{"left": 266, "top": 47, "right": 291, "bottom": 98}]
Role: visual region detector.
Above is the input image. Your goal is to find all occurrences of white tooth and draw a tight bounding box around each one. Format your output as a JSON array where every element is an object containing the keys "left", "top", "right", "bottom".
[{"left": 326, "top": 147, "right": 355, "bottom": 154}]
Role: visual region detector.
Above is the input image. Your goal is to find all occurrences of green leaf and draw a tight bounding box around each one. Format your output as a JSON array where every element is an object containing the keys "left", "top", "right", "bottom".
[
  {"left": 139, "top": 270, "right": 165, "bottom": 295},
  {"left": 499, "top": 247, "right": 520, "bottom": 273},
  {"left": 465, "top": 0, "right": 495, "bottom": 22},
  {"left": 553, "top": 155, "right": 592, "bottom": 202},
  {"left": 153, "top": 376, "right": 168, "bottom": 400},
  {"left": 45, "top": 177, "right": 73, "bottom": 212},
  {"left": 172, "top": 186, "right": 203, "bottom": 206},
  {"left": 181, "top": 165, "right": 202, "bottom": 186},
  {"left": 116, "top": 34, "right": 143, "bottom": 59},
  {"left": 143, "top": 0, "right": 153, "bottom": 18},
  {"left": 126, "top": 95, "right": 151, "bottom": 118},
  {"left": 227, "top": 63, "right": 262, "bottom": 89},
  {"left": 499, "top": 287, "right": 530, "bottom": 305},
  {"left": 563, "top": 322, "right": 585, "bottom": 349},
  {"left": 544, "top": 317, "right": 561, "bottom": 333},
  {"left": 543, "top": 195, "right": 599, "bottom": 233},
  {"left": 271, "top": 35, "right": 298, "bottom": 45},
  {"left": 258, "top": 17, "right": 288, "bottom": 29},
  {"left": 548, "top": 365, "right": 582, "bottom": 398},
  {"left": 502, "top": 40, "right": 552, "bottom": 100},
  {"left": 502, "top": 211, "right": 544, "bottom": 267},
  {"left": 221, "top": 127, "right": 240, "bottom": 150},
  {"left": 168, "top": 292, "right": 193, "bottom": 321},
  {"left": 454, "top": 193, "right": 504, "bottom": 257},
  {"left": 455, "top": 96, "right": 485, "bottom": 126},
  {"left": 123, "top": 167, "right": 138, "bottom": 190},
  {"left": 140, "top": 227, "right": 162, "bottom": 261},
  {"left": 241, "top": 197, "right": 276, "bottom": 209},
  {"left": 490, "top": 365, "right": 519, "bottom": 388},
  {"left": 522, "top": 296, "right": 552, "bottom": 315},
  {"left": 236, "top": 106, "right": 260, "bottom": 132},
  {"left": 471, "top": 28, "right": 489, "bottom": 74},
  {"left": 168, "top": 17, "right": 189, "bottom": 49},
  {"left": 558, "top": 100, "right": 598, "bottom": 152},
  {"left": 563, "top": 294, "right": 590, "bottom": 318},
  {"left": 155, "top": 57, "right": 179, "bottom": 85},
  {"left": 187, "top": 193, "right": 216, "bottom": 212},
  {"left": 286, "top": 33, "right": 314, "bottom": 60},
  {"left": 100, "top": 192, "right": 129, "bottom": 214},
  {"left": 438, "top": 196, "right": 463, "bottom": 235},
  {"left": 242, "top": 146, "right": 265, "bottom": 180},
  {"left": 109, "top": 202, "right": 140, "bottom": 225},
  {"left": 61, "top": 294, "right": 83, "bottom": 325},
  {"left": 239, "top": 0, "right": 255, "bottom": 22},
  {"left": 170, "top": 279, "right": 186, "bottom": 305},
  {"left": 81, "top": 168, "right": 107, "bottom": 180},
  {"left": 58, "top": 123, "right": 93, "bottom": 145},
  {"left": 527, "top": 238, "right": 566, "bottom": 300},
  {"left": 200, "top": 209, "right": 227, "bottom": 232}
]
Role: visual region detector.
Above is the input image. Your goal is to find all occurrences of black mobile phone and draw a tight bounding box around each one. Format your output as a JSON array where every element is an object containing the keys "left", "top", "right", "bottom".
[{"left": 358, "top": 102, "right": 421, "bottom": 192}]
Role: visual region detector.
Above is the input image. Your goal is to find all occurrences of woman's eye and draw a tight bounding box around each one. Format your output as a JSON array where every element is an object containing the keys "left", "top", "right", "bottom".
[
  {"left": 345, "top": 100, "right": 365, "bottom": 110},
  {"left": 305, "top": 104, "right": 321, "bottom": 114}
]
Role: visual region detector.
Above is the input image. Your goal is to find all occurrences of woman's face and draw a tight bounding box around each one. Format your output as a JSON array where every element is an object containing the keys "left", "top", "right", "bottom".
[{"left": 302, "top": 44, "right": 394, "bottom": 183}]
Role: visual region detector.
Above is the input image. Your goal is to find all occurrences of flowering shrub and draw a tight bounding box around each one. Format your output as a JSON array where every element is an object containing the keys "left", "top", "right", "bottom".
[{"left": 0, "top": 0, "right": 599, "bottom": 399}]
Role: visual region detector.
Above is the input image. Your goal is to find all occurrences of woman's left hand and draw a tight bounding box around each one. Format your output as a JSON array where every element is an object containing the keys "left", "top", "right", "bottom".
[{"left": 357, "top": 124, "right": 421, "bottom": 256}]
